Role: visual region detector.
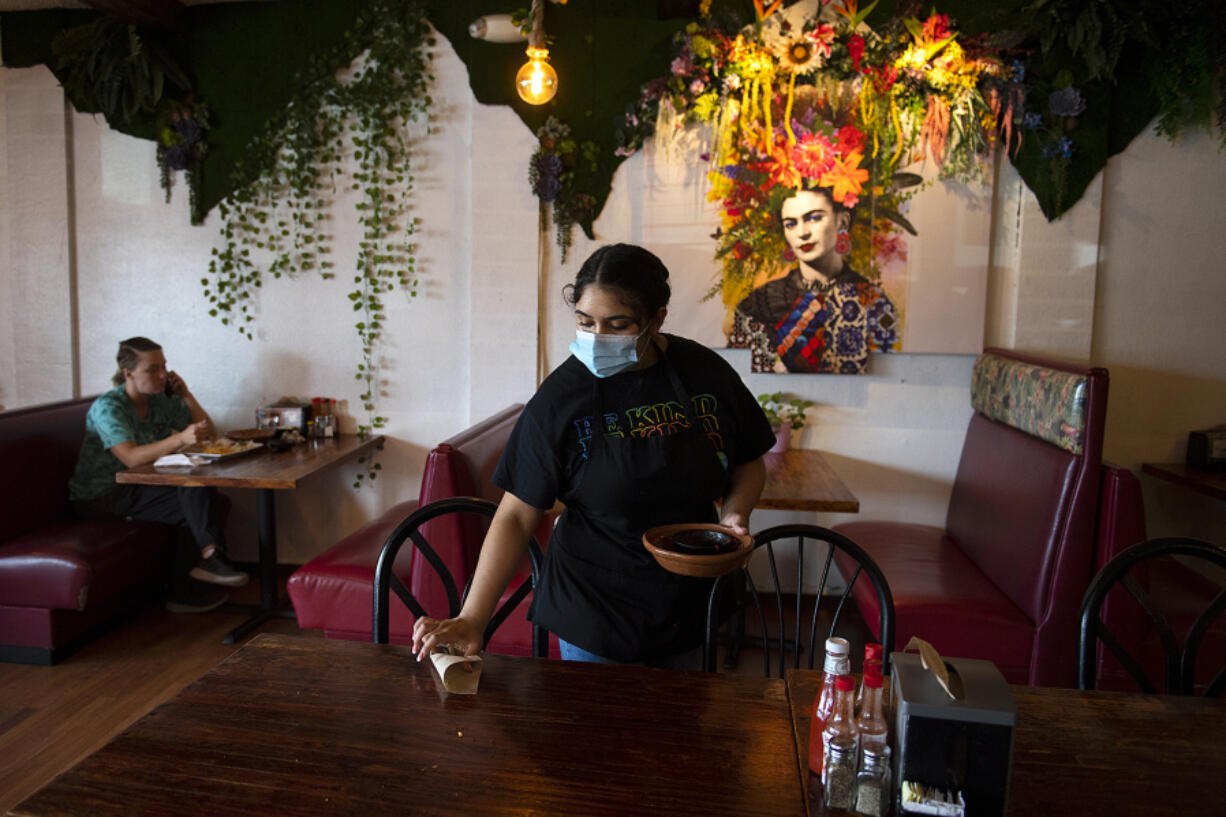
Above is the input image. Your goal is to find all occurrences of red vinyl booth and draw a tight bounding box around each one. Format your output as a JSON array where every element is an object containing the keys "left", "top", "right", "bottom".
[
  {"left": 833, "top": 348, "right": 1114, "bottom": 687},
  {"left": 0, "top": 397, "right": 172, "bottom": 665},
  {"left": 288, "top": 404, "right": 559, "bottom": 657}
]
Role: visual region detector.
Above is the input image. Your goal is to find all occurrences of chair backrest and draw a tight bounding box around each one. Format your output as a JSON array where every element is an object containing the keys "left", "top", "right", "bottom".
[
  {"left": 705, "top": 524, "right": 894, "bottom": 678},
  {"left": 0, "top": 396, "right": 96, "bottom": 543},
  {"left": 373, "top": 497, "right": 548, "bottom": 656},
  {"left": 946, "top": 348, "right": 1108, "bottom": 686},
  {"left": 1078, "top": 537, "right": 1226, "bottom": 696},
  {"left": 409, "top": 404, "right": 525, "bottom": 620}
]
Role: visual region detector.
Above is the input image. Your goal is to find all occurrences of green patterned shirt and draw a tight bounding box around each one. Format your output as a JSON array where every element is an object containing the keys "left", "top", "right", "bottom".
[{"left": 69, "top": 386, "right": 191, "bottom": 500}]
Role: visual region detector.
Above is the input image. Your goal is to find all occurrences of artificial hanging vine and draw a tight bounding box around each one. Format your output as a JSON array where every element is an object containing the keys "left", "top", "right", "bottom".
[{"left": 203, "top": 0, "right": 433, "bottom": 486}]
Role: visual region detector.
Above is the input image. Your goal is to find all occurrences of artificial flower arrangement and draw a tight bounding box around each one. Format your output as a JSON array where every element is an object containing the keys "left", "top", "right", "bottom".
[
  {"left": 615, "top": 0, "right": 1011, "bottom": 315},
  {"left": 529, "top": 116, "right": 600, "bottom": 261},
  {"left": 156, "top": 95, "right": 210, "bottom": 217}
]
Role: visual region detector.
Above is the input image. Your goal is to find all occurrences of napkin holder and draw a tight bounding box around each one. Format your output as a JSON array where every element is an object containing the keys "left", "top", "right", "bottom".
[
  {"left": 256, "top": 401, "right": 311, "bottom": 435},
  {"left": 890, "top": 651, "right": 1016, "bottom": 817}
]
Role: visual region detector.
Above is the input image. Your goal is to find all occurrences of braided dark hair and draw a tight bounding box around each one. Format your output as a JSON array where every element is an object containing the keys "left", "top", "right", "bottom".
[{"left": 563, "top": 243, "right": 671, "bottom": 325}]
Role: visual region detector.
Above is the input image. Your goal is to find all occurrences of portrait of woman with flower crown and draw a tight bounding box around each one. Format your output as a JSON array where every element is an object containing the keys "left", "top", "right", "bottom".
[
  {"left": 627, "top": 0, "right": 1006, "bottom": 373},
  {"left": 731, "top": 179, "right": 899, "bottom": 373}
]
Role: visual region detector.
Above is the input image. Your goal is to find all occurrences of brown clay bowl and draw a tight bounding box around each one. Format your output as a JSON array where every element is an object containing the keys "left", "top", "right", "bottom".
[{"left": 642, "top": 523, "right": 754, "bottom": 578}]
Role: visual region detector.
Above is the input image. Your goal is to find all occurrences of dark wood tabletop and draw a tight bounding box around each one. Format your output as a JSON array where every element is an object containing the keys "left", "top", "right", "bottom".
[
  {"left": 759, "top": 450, "right": 860, "bottom": 513},
  {"left": 9, "top": 635, "right": 806, "bottom": 817},
  {"left": 1141, "top": 461, "right": 1226, "bottom": 502},
  {"left": 786, "top": 669, "right": 1226, "bottom": 817},
  {"left": 115, "top": 434, "right": 385, "bottom": 490}
]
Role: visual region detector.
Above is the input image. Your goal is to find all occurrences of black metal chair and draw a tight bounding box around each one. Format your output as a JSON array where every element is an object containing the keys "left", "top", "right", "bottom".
[
  {"left": 704, "top": 523, "right": 895, "bottom": 676},
  {"left": 372, "top": 497, "right": 548, "bottom": 656},
  {"left": 1078, "top": 536, "right": 1226, "bottom": 696}
]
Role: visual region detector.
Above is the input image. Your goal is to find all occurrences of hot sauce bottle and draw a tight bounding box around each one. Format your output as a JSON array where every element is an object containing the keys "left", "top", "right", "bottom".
[{"left": 807, "top": 636, "right": 850, "bottom": 775}]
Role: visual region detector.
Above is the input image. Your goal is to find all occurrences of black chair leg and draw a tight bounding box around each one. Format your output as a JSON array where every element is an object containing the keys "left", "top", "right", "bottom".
[{"left": 724, "top": 578, "right": 747, "bottom": 669}]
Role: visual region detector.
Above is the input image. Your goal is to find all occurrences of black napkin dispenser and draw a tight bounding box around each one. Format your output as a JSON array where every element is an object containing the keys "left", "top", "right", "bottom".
[{"left": 889, "top": 652, "right": 1016, "bottom": 817}]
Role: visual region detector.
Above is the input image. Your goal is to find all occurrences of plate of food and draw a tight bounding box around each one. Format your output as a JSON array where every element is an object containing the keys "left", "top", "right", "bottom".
[{"left": 181, "top": 437, "right": 263, "bottom": 460}]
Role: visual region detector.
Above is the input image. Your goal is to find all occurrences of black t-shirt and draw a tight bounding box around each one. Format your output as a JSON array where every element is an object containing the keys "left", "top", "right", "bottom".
[{"left": 494, "top": 334, "right": 775, "bottom": 661}]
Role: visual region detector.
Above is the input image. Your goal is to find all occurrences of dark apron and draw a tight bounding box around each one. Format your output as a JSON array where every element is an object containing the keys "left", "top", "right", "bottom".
[{"left": 530, "top": 340, "right": 731, "bottom": 662}]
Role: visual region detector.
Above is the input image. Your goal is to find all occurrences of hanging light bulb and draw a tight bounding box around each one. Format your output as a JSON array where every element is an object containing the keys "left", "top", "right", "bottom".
[
  {"left": 516, "top": 46, "right": 558, "bottom": 105},
  {"left": 515, "top": 0, "right": 558, "bottom": 105}
]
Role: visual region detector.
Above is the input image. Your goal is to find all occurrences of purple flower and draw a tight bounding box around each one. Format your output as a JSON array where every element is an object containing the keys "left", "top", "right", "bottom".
[
  {"left": 670, "top": 55, "right": 692, "bottom": 77},
  {"left": 174, "top": 117, "right": 203, "bottom": 143},
  {"left": 689, "top": 78, "right": 706, "bottom": 95},
  {"left": 1048, "top": 87, "right": 1085, "bottom": 118},
  {"left": 1042, "top": 137, "right": 1074, "bottom": 159},
  {"left": 165, "top": 143, "right": 190, "bottom": 170},
  {"left": 1022, "top": 112, "right": 1042, "bottom": 129},
  {"left": 535, "top": 152, "right": 563, "bottom": 178},
  {"left": 534, "top": 174, "right": 562, "bottom": 202},
  {"left": 1010, "top": 60, "right": 1026, "bottom": 83}
]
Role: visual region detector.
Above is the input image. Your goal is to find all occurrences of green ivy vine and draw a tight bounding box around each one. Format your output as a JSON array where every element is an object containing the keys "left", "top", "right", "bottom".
[{"left": 202, "top": 0, "right": 434, "bottom": 486}]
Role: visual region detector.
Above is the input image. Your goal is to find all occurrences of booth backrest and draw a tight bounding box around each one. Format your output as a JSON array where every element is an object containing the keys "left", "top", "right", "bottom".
[
  {"left": 0, "top": 397, "right": 94, "bottom": 543},
  {"left": 410, "top": 404, "right": 525, "bottom": 616},
  {"left": 946, "top": 349, "right": 1108, "bottom": 682}
]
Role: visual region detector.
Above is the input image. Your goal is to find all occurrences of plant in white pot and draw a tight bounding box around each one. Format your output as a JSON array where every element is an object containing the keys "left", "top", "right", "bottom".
[{"left": 757, "top": 392, "right": 815, "bottom": 452}]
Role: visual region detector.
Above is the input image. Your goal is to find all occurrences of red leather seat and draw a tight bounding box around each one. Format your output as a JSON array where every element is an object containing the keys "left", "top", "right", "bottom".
[
  {"left": 833, "top": 348, "right": 1110, "bottom": 687},
  {"left": 1, "top": 397, "right": 172, "bottom": 665},
  {"left": 288, "top": 405, "right": 559, "bottom": 657}
]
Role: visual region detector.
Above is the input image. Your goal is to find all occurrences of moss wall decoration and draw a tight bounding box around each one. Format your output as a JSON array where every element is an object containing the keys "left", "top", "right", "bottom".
[{"left": 4, "top": 0, "right": 1221, "bottom": 225}]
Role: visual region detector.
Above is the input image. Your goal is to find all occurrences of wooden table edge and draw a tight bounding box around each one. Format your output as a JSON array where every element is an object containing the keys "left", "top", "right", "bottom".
[
  {"left": 1141, "top": 461, "right": 1226, "bottom": 502},
  {"left": 115, "top": 434, "right": 385, "bottom": 491}
]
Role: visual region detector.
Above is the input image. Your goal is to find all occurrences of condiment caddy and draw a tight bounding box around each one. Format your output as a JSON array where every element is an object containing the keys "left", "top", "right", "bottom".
[{"left": 808, "top": 637, "right": 892, "bottom": 817}]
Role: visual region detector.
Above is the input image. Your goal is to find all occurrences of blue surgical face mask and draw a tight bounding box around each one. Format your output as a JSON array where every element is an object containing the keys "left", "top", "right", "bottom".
[{"left": 569, "top": 328, "right": 647, "bottom": 378}]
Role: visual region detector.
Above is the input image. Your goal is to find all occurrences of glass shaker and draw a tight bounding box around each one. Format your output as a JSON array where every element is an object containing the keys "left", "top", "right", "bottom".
[
  {"left": 855, "top": 743, "right": 891, "bottom": 817},
  {"left": 822, "top": 674, "right": 860, "bottom": 811}
]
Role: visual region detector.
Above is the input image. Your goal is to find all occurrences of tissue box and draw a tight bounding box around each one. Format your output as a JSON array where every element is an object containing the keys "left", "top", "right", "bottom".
[{"left": 889, "top": 652, "right": 1016, "bottom": 817}]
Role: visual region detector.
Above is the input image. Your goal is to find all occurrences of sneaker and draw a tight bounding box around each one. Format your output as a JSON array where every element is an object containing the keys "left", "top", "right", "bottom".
[
  {"left": 165, "top": 584, "right": 229, "bottom": 613},
  {"left": 189, "top": 553, "right": 250, "bottom": 587}
]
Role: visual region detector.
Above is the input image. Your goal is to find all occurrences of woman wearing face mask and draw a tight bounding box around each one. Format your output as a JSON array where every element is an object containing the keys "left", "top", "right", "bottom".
[
  {"left": 70, "top": 336, "right": 248, "bottom": 614},
  {"left": 733, "top": 186, "right": 898, "bottom": 374},
  {"left": 413, "top": 243, "right": 775, "bottom": 669}
]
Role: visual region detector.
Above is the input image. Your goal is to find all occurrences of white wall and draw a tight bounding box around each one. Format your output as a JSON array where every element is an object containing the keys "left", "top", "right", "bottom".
[
  {"left": 1092, "top": 127, "right": 1226, "bottom": 545},
  {"left": 1, "top": 33, "right": 538, "bottom": 562},
  {"left": 2, "top": 29, "right": 1222, "bottom": 566}
]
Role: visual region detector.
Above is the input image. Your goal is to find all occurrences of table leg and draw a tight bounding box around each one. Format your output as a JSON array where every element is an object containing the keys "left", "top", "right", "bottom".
[{"left": 222, "top": 488, "right": 296, "bottom": 644}]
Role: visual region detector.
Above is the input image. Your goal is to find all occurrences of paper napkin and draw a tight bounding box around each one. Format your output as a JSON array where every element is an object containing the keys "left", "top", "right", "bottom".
[
  {"left": 429, "top": 644, "right": 484, "bottom": 695},
  {"left": 153, "top": 453, "right": 207, "bottom": 467}
]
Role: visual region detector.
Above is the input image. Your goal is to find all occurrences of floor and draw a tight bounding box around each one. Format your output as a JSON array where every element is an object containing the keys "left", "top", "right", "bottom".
[{"left": 0, "top": 569, "right": 874, "bottom": 814}]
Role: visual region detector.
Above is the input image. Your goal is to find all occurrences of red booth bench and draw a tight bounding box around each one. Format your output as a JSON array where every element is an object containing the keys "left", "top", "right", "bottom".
[
  {"left": 0, "top": 397, "right": 172, "bottom": 665},
  {"left": 288, "top": 405, "right": 558, "bottom": 657},
  {"left": 834, "top": 348, "right": 1143, "bottom": 687}
]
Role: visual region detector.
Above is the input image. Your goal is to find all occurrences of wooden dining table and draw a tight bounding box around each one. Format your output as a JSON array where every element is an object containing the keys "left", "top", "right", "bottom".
[
  {"left": 759, "top": 449, "right": 860, "bottom": 513},
  {"left": 117, "top": 434, "right": 384, "bottom": 644},
  {"left": 786, "top": 668, "right": 1226, "bottom": 817},
  {"left": 8, "top": 634, "right": 806, "bottom": 817}
]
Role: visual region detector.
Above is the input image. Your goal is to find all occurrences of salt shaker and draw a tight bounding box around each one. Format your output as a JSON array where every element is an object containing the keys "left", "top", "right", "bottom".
[{"left": 855, "top": 743, "right": 891, "bottom": 817}]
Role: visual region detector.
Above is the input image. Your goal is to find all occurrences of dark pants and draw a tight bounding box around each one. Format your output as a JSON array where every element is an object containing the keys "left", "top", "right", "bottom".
[{"left": 74, "top": 485, "right": 231, "bottom": 596}]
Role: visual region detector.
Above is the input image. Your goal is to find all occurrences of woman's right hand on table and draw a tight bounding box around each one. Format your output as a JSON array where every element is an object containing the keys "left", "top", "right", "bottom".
[{"left": 412, "top": 615, "right": 484, "bottom": 662}]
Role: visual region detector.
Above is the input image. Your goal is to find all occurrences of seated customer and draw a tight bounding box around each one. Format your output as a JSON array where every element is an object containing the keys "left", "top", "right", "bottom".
[{"left": 69, "top": 336, "right": 247, "bottom": 612}]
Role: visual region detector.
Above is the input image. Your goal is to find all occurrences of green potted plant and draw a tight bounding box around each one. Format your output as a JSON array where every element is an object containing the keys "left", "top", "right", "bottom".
[{"left": 757, "top": 392, "right": 815, "bottom": 452}]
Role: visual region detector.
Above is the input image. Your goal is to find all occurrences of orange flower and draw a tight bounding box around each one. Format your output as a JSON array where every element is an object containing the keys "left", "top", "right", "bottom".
[
  {"left": 820, "top": 149, "right": 869, "bottom": 205},
  {"left": 766, "top": 155, "right": 803, "bottom": 190}
]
